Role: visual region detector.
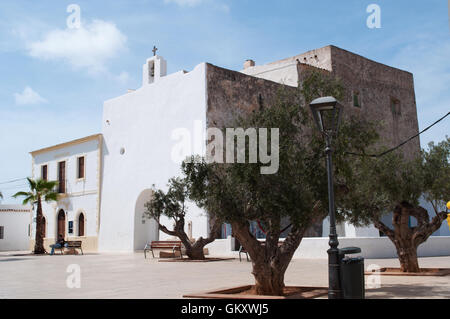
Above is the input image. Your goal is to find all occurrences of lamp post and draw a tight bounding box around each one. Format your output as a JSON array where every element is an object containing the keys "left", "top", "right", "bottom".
[{"left": 309, "top": 96, "right": 343, "bottom": 299}]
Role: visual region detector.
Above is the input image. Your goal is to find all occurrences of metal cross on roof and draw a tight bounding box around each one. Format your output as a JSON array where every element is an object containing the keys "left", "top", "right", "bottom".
[{"left": 152, "top": 46, "right": 158, "bottom": 56}]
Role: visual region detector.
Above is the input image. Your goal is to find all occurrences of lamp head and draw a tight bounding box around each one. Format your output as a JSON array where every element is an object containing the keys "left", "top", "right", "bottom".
[{"left": 309, "top": 96, "right": 343, "bottom": 136}]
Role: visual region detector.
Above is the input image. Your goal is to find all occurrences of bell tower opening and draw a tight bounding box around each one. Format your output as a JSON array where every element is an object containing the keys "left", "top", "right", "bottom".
[{"left": 142, "top": 55, "right": 167, "bottom": 86}]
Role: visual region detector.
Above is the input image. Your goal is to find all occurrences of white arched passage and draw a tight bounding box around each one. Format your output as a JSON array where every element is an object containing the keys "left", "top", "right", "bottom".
[{"left": 134, "top": 189, "right": 159, "bottom": 251}]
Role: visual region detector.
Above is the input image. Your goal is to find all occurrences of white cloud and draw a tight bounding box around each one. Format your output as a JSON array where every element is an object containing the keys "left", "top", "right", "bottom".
[
  {"left": 14, "top": 87, "right": 47, "bottom": 105},
  {"left": 114, "top": 71, "right": 131, "bottom": 85},
  {"left": 27, "top": 20, "right": 127, "bottom": 73}
]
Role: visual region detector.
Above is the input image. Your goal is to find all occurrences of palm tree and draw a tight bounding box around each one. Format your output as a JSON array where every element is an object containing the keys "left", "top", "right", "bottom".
[{"left": 13, "top": 178, "right": 58, "bottom": 254}]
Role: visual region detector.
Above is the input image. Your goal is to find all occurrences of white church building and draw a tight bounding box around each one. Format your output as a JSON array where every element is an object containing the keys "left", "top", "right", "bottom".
[{"left": 25, "top": 46, "right": 450, "bottom": 257}]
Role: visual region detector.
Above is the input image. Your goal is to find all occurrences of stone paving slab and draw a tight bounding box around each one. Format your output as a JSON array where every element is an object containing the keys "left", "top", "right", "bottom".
[{"left": 0, "top": 252, "right": 449, "bottom": 299}]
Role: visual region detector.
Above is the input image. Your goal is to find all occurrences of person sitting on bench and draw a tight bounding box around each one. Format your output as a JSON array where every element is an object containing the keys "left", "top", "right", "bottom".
[{"left": 50, "top": 234, "right": 68, "bottom": 255}]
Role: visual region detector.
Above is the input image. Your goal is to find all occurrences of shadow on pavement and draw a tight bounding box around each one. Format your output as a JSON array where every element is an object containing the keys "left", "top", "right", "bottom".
[{"left": 367, "top": 283, "right": 450, "bottom": 299}]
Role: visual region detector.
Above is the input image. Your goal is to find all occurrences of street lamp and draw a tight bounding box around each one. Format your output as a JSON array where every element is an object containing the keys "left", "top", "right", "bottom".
[{"left": 309, "top": 96, "right": 343, "bottom": 299}]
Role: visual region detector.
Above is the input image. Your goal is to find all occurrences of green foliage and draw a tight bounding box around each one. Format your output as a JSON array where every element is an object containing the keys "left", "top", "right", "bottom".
[
  {"left": 299, "top": 69, "right": 345, "bottom": 104},
  {"left": 12, "top": 178, "right": 59, "bottom": 205},
  {"left": 183, "top": 72, "right": 379, "bottom": 232},
  {"left": 341, "top": 137, "right": 450, "bottom": 226},
  {"left": 421, "top": 138, "right": 450, "bottom": 210},
  {"left": 144, "top": 177, "right": 189, "bottom": 221}
]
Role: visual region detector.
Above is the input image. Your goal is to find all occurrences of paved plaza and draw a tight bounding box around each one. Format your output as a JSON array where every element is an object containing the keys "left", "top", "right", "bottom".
[{"left": 0, "top": 252, "right": 449, "bottom": 299}]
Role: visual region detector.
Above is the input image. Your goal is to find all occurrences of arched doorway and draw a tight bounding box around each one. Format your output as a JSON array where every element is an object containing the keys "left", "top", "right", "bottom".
[
  {"left": 78, "top": 213, "right": 85, "bottom": 237},
  {"left": 134, "top": 189, "right": 159, "bottom": 251},
  {"left": 57, "top": 209, "right": 66, "bottom": 238}
]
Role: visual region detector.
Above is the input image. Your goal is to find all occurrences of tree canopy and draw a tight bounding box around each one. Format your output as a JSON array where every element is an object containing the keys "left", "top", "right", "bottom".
[
  {"left": 182, "top": 71, "right": 380, "bottom": 294},
  {"left": 340, "top": 137, "right": 449, "bottom": 272}
]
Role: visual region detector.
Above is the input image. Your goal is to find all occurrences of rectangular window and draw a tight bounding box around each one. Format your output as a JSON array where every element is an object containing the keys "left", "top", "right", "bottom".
[
  {"left": 353, "top": 91, "right": 361, "bottom": 108},
  {"left": 41, "top": 165, "right": 48, "bottom": 181},
  {"left": 77, "top": 156, "right": 85, "bottom": 179},
  {"left": 68, "top": 221, "right": 73, "bottom": 234},
  {"left": 391, "top": 98, "right": 401, "bottom": 116},
  {"left": 58, "top": 161, "right": 66, "bottom": 193},
  {"left": 0, "top": 226, "right": 4, "bottom": 239}
]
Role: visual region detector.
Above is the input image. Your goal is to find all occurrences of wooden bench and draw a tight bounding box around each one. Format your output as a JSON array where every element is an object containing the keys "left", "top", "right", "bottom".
[
  {"left": 54, "top": 241, "right": 84, "bottom": 255},
  {"left": 239, "top": 241, "right": 283, "bottom": 262},
  {"left": 66, "top": 241, "right": 83, "bottom": 255},
  {"left": 144, "top": 241, "right": 183, "bottom": 259}
]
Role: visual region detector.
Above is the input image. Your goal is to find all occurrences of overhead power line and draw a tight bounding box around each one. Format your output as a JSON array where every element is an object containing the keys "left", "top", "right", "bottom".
[
  {"left": 346, "top": 111, "right": 450, "bottom": 158},
  {"left": 0, "top": 177, "right": 27, "bottom": 185},
  {"left": 0, "top": 112, "right": 448, "bottom": 186}
]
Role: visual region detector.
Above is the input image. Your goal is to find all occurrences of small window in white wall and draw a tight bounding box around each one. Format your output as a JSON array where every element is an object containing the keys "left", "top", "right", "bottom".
[
  {"left": 41, "top": 165, "right": 48, "bottom": 181},
  {"left": 0, "top": 226, "right": 4, "bottom": 239},
  {"left": 68, "top": 221, "right": 74, "bottom": 234},
  {"left": 77, "top": 156, "right": 85, "bottom": 179}
]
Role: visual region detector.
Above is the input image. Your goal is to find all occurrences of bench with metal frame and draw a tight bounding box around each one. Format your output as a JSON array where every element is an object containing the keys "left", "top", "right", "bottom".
[
  {"left": 144, "top": 240, "right": 183, "bottom": 259},
  {"left": 53, "top": 240, "right": 84, "bottom": 255}
]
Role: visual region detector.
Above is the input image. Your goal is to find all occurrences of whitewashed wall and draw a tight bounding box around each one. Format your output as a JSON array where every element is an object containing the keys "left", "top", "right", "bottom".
[
  {"left": 31, "top": 137, "right": 101, "bottom": 240},
  {"left": 99, "top": 60, "right": 208, "bottom": 252},
  {"left": 0, "top": 206, "right": 31, "bottom": 251},
  {"left": 206, "top": 236, "right": 450, "bottom": 259}
]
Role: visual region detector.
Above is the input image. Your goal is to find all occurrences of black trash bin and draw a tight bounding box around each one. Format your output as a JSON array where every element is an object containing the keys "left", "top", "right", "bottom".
[{"left": 339, "top": 247, "right": 365, "bottom": 299}]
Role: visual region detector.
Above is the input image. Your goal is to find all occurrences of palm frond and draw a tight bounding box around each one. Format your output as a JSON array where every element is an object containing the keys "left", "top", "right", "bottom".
[
  {"left": 39, "top": 180, "right": 59, "bottom": 192},
  {"left": 13, "top": 178, "right": 58, "bottom": 205},
  {"left": 44, "top": 191, "right": 59, "bottom": 202},
  {"left": 22, "top": 195, "right": 35, "bottom": 205},
  {"left": 27, "top": 177, "right": 37, "bottom": 191},
  {"left": 13, "top": 191, "right": 33, "bottom": 199}
]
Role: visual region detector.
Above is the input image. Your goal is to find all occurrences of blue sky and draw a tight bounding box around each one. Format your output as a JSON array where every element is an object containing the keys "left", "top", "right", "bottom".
[{"left": 0, "top": 0, "right": 449, "bottom": 203}]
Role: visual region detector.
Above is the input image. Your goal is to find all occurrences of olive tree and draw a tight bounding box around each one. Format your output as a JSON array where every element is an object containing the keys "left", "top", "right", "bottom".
[
  {"left": 182, "top": 73, "right": 378, "bottom": 295},
  {"left": 144, "top": 177, "right": 222, "bottom": 260},
  {"left": 341, "top": 138, "right": 450, "bottom": 272}
]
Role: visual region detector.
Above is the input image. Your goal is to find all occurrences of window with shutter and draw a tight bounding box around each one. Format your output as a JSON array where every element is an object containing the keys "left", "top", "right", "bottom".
[
  {"left": 41, "top": 165, "right": 48, "bottom": 181},
  {"left": 78, "top": 156, "right": 85, "bottom": 179}
]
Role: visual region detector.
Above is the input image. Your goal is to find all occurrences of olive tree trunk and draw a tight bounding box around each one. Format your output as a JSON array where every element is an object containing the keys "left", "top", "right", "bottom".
[
  {"left": 158, "top": 215, "right": 222, "bottom": 260},
  {"left": 373, "top": 202, "right": 447, "bottom": 273},
  {"left": 231, "top": 221, "right": 307, "bottom": 296}
]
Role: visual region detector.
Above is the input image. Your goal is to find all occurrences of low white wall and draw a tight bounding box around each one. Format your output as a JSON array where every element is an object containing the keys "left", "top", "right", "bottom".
[
  {"left": 206, "top": 236, "right": 235, "bottom": 256},
  {"left": 207, "top": 236, "right": 450, "bottom": 259},
  {"left": 0, "top": 212, "right": 30, "bottom": 251},
  {"left": 296, "top": 236, "right": 450, "bottom": 259}
]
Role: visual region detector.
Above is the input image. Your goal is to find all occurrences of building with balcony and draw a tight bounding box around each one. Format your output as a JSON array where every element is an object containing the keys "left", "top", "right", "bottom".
[{"left": 30, "top": 134, "right": 102, "bottom": 252}]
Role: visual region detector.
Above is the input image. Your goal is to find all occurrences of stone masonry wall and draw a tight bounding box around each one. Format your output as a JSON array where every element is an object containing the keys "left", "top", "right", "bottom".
[{"left": 328, "top": 46, "right": 420, "bottom": 159}]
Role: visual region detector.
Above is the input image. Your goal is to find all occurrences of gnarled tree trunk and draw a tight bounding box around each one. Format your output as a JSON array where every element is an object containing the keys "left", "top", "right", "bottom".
[
  {"left": 158, "top": 215, "right": 222, "bottom": 260},
  {"left": 34, "top": 197, "right": 46, "bottom": 254},
  {"left": 231, "top": 220, "right": 307, "bottom": 296},
  {"left": 373, "top": 201, "right": 447, "bottom": 273},
  {"left": 396, "top": 246, "right": 419, "bottom": 273}
]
